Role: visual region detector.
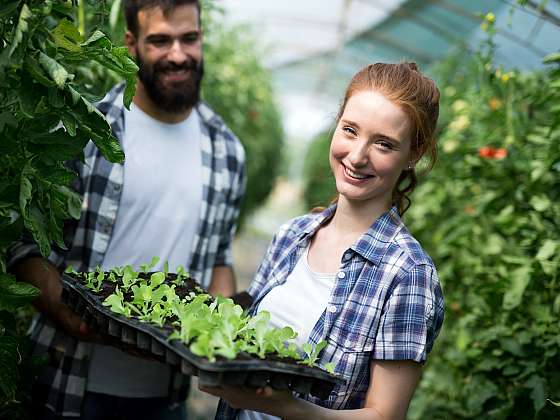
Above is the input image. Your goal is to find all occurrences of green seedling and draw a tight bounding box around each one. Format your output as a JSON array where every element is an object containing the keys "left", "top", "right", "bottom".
[
  {"left": 300, "top": 340, "right": 328, "bottom": 367},
  {"left": 139, "top": 256, "right": 159, "bottom": 274},
  {"left": 103, "top": 286, "right": 131, "bottom": 317},
  {"left": 324, "top": 362, "right": 335, "bottom": 375}
]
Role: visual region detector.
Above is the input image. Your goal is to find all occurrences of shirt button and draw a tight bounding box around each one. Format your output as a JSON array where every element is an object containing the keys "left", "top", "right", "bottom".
[
  {"left": 328, "top": 305, "right": 337, "bottom": 313},
  {"left": 337, "top": 271, "right": 346, "bottom": 279}
]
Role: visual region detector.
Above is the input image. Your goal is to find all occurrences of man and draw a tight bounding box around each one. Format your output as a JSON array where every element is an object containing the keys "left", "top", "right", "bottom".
[{"left": 8, "top": 0, "right": 246, "bottom": 418}]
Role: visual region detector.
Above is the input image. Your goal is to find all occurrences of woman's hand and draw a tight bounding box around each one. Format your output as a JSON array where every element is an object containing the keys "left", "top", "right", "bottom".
[{"left": 199, "top": 384, "right": 296, "bottom": 417}]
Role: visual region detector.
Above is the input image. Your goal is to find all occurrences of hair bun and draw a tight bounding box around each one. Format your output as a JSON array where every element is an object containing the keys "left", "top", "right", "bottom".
[{"left": 406, "top": 62, "right": 419, "bottom": 71}]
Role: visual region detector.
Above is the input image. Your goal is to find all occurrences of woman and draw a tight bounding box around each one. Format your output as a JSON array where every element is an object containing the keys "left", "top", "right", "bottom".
[{"left": 204, "top": 62, "right": 445, "bottom": 420}]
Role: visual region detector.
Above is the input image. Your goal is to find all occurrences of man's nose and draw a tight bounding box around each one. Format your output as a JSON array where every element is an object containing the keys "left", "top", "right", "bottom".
[{"left": 167, "top": 39, "right": 188, "bottom": 64}]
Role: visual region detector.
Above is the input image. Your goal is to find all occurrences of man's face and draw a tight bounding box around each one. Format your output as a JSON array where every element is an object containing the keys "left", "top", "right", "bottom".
[{"left": 127, "top": 4, "right": 203, "bottom": 114}]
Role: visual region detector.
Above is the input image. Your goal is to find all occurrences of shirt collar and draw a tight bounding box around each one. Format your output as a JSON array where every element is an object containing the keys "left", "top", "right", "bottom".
[{"left": 299, "top": 204, "right": 403, "bottom": 265}]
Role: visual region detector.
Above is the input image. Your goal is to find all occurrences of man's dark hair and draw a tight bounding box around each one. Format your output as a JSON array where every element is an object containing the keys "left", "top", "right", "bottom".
[{"left": 124, "top": 0, "right": 200, "bottom": 36}]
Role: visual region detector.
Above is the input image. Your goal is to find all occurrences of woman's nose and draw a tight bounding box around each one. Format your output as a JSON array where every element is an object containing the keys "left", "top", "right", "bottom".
[{"left": 347, "top": 142, "right": 369, "bottom": 167}]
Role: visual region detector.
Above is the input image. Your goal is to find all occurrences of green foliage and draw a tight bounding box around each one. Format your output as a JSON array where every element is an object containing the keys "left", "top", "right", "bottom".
[
  {"left": 0, "top": 1, "right": 136, "bottom": 416},
  {"left": 77, "top": 264, "right": 331, "bottom": 369},
  {"left": 302, "top": 128, "right": 336, "bottom": 210},
  {"left": 406, "top": 49, "right": 560, "bottom": 419},
  {"left": 300, "top": 26, "right": 560, "bottom": 420},
  {"left": 201, "top": 16, "right": 284, "bottom": 224}
]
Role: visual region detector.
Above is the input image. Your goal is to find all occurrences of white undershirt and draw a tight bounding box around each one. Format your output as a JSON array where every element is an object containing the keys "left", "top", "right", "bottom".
[
  {"left": 238, "top": 245, "right": 336, "bottom": 420},
  {"left": 87, "top": 104, "right": 203, "bottom": 397}
]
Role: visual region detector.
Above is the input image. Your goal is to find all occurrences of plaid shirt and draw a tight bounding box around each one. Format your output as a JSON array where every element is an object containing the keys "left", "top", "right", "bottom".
[
  {"left": 216, "top": 205, "right": 444, "bottom": 419},
  {"left": 8, "top": 84, "right": 246, "bottom": 417}
]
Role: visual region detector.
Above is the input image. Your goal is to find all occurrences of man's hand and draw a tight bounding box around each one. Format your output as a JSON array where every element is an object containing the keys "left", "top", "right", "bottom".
[
  {"left": 208, "top": 265, "right": 236, "bottom": 297},
  {"left": 13, "top": 257, "right": 99, "bottom": 342}
]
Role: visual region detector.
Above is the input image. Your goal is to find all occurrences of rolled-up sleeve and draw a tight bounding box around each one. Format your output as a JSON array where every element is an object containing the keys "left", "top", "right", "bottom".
[{"left": 373, "top": 263, "right": 444, "bottom": 363}]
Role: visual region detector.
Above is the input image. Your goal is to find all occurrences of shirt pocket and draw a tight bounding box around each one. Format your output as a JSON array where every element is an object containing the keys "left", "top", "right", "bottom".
[{"left": 322, "top": 338, "right": 372, "bottom": 408}]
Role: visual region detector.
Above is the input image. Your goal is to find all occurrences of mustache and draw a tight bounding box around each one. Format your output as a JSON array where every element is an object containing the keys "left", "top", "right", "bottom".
[{"left": 153, "top": 59, "right": 198, "bottom": 74}]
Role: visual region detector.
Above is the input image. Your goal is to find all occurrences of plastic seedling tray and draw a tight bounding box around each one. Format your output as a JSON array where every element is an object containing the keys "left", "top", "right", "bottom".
[{"left": 60, "top": 274, "right": 344, "bottom": 399}]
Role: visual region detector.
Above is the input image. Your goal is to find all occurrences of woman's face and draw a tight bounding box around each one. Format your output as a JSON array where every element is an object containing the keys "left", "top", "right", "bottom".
[{"left": 330, "top": 90, "right": 413, "bottom": 209}]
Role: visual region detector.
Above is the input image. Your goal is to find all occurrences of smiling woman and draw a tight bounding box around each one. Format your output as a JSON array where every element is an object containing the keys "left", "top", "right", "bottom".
[{"left": 204, "top": 62, "right": 444, "bottom": 420}]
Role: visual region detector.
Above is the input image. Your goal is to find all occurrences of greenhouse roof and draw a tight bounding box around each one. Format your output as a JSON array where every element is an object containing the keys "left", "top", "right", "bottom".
[{"left": 221, "top": 0, "right": 560, "bottom": 137}]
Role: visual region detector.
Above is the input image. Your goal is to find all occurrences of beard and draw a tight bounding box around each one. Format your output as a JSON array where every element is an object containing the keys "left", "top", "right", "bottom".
[{"left": 136, "top": 50, "right": 204, "bottom": 114}]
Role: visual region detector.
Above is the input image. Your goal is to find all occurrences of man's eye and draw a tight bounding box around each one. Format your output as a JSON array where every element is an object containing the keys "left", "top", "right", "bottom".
[
  {"left": 182, "top": 33, "right": 200, "bottom": 43},
  {"left": 150, "top": 38, "right": 170, "bottom": 46}
]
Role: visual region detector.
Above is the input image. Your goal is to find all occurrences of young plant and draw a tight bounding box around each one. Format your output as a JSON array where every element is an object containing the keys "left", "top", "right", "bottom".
[
  {"left": 300, "top": 340, "right": 328, "bottom": 367},
  {"left": 139, "top": 256, "right": 159, "bottom": 274},
  {"left": 102, "top": 286, "right": 131, "bottom": 317}
]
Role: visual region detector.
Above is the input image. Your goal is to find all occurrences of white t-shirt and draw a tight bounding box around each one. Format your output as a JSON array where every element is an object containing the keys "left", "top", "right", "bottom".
[
  {"left": 238, "top": 244, "right": 336, "bottom": 420},
  {"left": 87, "top": 104, "right": 203, "bottom": 397}
]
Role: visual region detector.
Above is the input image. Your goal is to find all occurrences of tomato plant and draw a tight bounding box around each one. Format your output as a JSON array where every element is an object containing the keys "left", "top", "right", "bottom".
[{"left": 0, "top": 1, "right": 136, "bottom": 417}]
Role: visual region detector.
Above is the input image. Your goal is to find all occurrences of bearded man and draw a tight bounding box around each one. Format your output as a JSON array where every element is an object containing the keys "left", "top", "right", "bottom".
[{"left": 8, "top": 1, "right": 246, "bottom": 419}]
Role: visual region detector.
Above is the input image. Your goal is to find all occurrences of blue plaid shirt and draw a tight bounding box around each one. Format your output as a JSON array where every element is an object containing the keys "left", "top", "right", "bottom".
[
  {"left": 216, "top": 205, "right": 444, "bottom": 419},
  {"left": 8, "top": 84, "right": 246, "bottom": 418}
]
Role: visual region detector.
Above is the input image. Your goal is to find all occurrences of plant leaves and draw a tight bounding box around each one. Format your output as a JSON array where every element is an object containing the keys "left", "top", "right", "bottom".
[
  {"left": 9, "top": 3, "right": 31, "bottom": 57},
  {"left": 0, "top": 335, "right": 20, "bottom": 398},
  {"left": 50, "top": 18, "right": 82, "bottom": 52},
  {"left": 0, "top": 1, "right": 20, "bottom": 18},
  {"left": 0, "top": 274, "right": 40, "bottom": 311},
  {"left": 38, "top": 52, "right": 72, "bottom": 89},
  {"left": 503, "top": 266, "right": 532, "bottom": 310}
]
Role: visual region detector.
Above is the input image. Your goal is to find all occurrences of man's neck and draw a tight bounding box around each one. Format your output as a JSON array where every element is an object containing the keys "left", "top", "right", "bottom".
[{"left": 132, "top": 82, "right": 192, "bottom": 124}]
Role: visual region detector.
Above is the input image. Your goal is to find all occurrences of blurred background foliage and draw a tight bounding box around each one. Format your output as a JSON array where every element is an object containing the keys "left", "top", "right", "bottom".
[
  {"left": 80, "top": 0, "right": 284, "bottom": 226},
  {"left": 302, "top": 21, "right": 560, "bottom": 420}
]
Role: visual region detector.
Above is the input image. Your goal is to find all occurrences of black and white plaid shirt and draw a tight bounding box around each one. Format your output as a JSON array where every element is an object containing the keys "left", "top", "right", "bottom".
[{"left": 8, "top": 84, "right": 246, "bottom": 417}]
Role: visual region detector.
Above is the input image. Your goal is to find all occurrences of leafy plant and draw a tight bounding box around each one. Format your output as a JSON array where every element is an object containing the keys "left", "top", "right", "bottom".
[{"left": 0, "top": 1, "right": 137, "bottom": 416}]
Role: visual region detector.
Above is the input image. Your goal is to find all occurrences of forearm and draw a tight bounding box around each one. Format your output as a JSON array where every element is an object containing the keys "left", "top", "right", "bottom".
[
  {"left": 282, "top": 399, "right": 386, "bottom": 420},
  {"left": 12, "top": 257, "right": 61, "bottom": 313},
  {"left": 208, "top": 265, "right": 236, "bottom": 297}
]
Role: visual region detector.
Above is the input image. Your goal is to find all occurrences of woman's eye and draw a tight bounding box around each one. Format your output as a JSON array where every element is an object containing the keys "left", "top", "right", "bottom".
[
  {"left": 378, "top": 140, "right": 394, "bottom": 150},
  {"left": 342, "top": 126, "right": 356, "bottom": 136}
]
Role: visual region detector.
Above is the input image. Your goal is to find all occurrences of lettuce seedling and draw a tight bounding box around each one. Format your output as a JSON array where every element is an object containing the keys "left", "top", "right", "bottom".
[
  {"left": 121, "top": 265, "right": 138, "bottom": 291},
  {"left": 300, "top": 340, "right": 328, "bottom": 367},
  {"left": 139, "top": 256, "right": 159, "bottom": 274},
  {"left": 103, "top": 286, "right": 131, "bottom": 317}
]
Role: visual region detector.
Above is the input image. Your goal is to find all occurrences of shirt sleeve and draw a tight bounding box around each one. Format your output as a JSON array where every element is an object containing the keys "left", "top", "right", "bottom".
[
  {"left": 213, "top": 139, "right": 246, "bottom": 268},
  {"left": 372, "top": 263, "right": 444, "bottom": 363}
]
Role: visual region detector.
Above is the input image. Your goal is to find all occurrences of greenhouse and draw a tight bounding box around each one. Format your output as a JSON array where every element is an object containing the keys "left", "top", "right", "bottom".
[{"left": 1, "top": 0, "right": 559, "bottom": 419}]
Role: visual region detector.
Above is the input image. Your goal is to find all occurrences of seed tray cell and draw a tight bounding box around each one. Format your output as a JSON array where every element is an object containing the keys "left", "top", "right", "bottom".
[{"left": 61, "top": 274, "right": 344, "bottom": 400}]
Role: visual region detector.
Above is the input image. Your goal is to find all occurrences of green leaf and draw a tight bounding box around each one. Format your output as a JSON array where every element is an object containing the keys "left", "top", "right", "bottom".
[
  {"left": 56, "top": 185, "right": 81, "bottom": 219},
  {"left": 526, "top": 375, "right": 546, "bottom": 412},
  {"left": 502, "top": 266, "right": 532, "bottom": 310},
  {"left": 82, "top": 30, "right": 110, "bottom": 48},
  {"left": 543, "top": 52, "right": 560, "bottom": 64},
  {"left": 9, "top": 3, "right": 31, "bottom": 57},
  {"left": 0, "top": 111, "right": 17, "bottom": 132},
  {"left": 0, "top": 335, "right": 20, "bottom": 399},
  {"left": 38, "top": 52, "right": 72, "bottom": 89},
  {"left": 19, "top": 166, "right": 33, "bottom": 215},
  {"left": 25, "top": 205, "right": 51, "bottom": 257},
  {"left": 0, "top": 1, "right": 20, "bottom": 19},
  {"left": 535, "top": 240, "right": 557, "bottom": 261},
  {"left": 50, "top": 19, "right": 82, "bottom": 52},
  {"left": 0, "top": 274, "right": 40, "bottom": 311},
  {"left": 529, "top": 195, "right": 551, "bottom": 212}
]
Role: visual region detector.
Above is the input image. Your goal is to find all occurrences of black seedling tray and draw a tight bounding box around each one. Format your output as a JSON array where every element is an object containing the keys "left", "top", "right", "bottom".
[{"left": 60, "top": 274, "right": 343, "bottom": 399}]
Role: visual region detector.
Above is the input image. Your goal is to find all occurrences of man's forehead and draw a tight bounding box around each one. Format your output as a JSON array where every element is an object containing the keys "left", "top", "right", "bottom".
[{"left": 137, "top": 4, "right": 200, "bottom": 34}]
